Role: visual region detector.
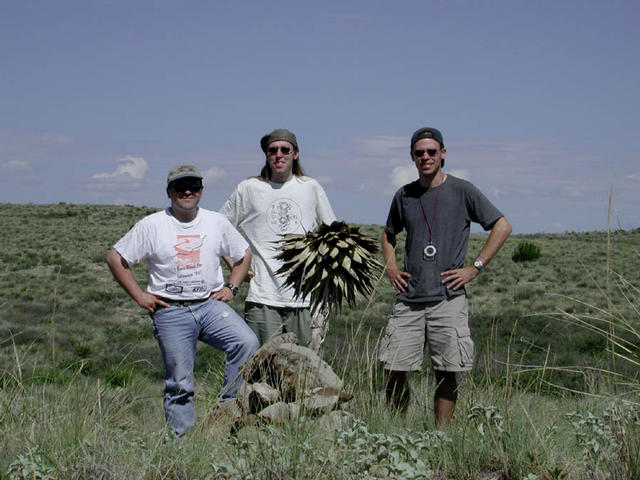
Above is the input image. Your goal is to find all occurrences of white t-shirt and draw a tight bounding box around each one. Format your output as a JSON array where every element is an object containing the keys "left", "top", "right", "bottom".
[
  {"left": 220, "top": 176, "right": 336, "bottom": 307},
  {"left": 113, "top": 208, "right": 249, "bottom": 300}
]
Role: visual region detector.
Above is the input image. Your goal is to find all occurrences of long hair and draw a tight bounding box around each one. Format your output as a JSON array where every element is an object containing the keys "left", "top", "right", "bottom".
[{"left": 257, "top": 155, "right": 306, "bottom": 181}]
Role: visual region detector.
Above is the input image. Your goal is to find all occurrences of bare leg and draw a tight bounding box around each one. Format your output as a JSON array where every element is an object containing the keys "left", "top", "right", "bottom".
[
  {"left": 384, "top": 370, "right": 410, "bottom": 413},
  {"left": 434, "top": 370, "right": 458, "bottom": 430}
]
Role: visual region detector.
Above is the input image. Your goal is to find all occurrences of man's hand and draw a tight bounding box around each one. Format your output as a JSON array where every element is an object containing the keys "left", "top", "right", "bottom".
[
  {"left": 107, "top": 249, "right": 170, "bottom": 314},
  {"left": 136, "top": 293, "right": 169, "bottom": 313},
  {"left": 440, "top": 265, "right": 479, "bottom": 291},
  {"left": 209, "top": 287, "right": 233, "bottom": 302},
  {"left": 381, "top": 229, "right": 411, "bottom": 293},
  {"left": 387, "top": 265, "right": 412, "bottom": 293}
]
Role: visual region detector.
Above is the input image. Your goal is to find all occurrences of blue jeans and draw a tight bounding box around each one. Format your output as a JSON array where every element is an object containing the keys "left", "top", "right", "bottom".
[{"left": 151, "top": 300, "right": 259, "bottom": 436}]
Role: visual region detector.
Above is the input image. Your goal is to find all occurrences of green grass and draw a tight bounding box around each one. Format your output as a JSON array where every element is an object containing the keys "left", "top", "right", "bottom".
[{"left": 1, "top": 203, "right": 639, "bottom": 478}]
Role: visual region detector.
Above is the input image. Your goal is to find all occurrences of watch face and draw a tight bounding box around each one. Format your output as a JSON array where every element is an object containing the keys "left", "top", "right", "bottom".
[{"left": 474, "top": 259, "right": 483, "bottom": 269}]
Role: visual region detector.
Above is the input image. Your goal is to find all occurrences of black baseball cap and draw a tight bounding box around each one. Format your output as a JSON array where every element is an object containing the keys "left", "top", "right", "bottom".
[{"left": 410, "top": 127, "right": 444, "bottom": 150}]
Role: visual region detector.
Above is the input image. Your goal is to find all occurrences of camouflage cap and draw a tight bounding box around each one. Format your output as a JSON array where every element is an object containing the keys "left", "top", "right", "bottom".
[
  {"left": 260, "top": 128, "right": 299, "bottom": 153},
  {"left": 167, "top": 165, "right": 203, "bottom": 184}
]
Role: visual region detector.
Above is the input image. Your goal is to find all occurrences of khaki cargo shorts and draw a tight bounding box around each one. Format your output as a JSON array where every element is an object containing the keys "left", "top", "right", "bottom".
[{"left": 378, "top": 295, "right": 474, "bottom": 372}]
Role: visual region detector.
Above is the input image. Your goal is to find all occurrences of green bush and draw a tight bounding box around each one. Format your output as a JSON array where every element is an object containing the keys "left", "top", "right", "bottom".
[{"left": 512, "top": 241, "right": 541, "bottom": 263}]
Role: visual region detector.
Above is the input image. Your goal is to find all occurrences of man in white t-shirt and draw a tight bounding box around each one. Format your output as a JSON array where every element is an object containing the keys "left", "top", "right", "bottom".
[
  {"left": 107, "top": 165, "right": 259, "bottom": 436},
  {"left": 221, "top": 129, "right": 336, "bottom": 351}
]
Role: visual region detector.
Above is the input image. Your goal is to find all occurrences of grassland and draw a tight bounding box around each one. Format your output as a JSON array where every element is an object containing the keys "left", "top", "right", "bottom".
[{"left": 1, "top": 203, "right": 639, "bottom": 479}]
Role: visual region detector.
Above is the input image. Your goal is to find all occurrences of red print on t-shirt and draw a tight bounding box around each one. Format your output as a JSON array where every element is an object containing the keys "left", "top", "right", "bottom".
[{"left": 174, "top": 235, "right": 203, "bottom": 270}]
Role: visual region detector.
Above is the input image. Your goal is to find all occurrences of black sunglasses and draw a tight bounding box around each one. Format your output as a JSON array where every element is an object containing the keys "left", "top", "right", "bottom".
[
  {"left": 267, "top": 145, "right": 292, "bottom": 155},
  {"left": 413, "top": 148, "right": 439, "bottom": 157},
  {"left": 171, "top": 180, "right": 203, "bottom": 193}
]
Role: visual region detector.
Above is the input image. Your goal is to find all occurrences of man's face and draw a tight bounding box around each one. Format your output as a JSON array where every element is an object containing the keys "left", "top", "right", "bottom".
[
  {"left": 266, "top": 140, "right": 298, "bottom": 180},
  {"left": 411, "top": 138, "right": 446, "bottom": 177},
  {"left": 167, "top": 177, "right": 203, "bottom": 213}
]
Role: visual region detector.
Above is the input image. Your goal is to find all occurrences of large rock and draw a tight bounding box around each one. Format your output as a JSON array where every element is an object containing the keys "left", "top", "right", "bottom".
[
  {"left": 241, "top": 332, "right": 299, "bottom": 380},
  {"left": 271, "top": 343, "right": 344, "bottom": 400},
  {"left": 238, "top": 333, "right": 352, "bottom": 421}
]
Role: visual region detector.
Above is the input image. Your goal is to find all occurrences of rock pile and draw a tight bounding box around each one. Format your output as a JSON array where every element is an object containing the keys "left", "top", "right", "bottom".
[{"left": 236, "top": 332, "right": 353, "bottom": 424}]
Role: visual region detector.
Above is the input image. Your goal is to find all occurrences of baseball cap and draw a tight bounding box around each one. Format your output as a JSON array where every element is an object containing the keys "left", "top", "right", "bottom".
[
  {"left": 410, "top": 127, "right": 445, "bottom": 149},
  {"left": 167, "top": 165, "right": 203, "bottom": 184},
  {"left": 260, "top": 128, "right": 299, "bottom": 153}
]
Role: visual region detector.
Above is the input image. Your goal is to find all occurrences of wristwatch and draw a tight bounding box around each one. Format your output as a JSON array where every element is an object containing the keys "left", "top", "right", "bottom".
[
  {"left": 473, "top": 259, "right": 484, "bottom": 271},
  {"left": 224, "top": 283, "right": 239, "bottom": 296}
]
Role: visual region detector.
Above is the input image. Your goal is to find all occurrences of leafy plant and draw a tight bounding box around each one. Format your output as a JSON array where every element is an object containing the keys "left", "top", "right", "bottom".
[
  {"left": 468, "top": 404, "right": 505, "bottom": 436},
  {"left": 512, "top": 241, "right": 542, "bottom": 263},
  {"left": 335, "top": 417, "right": 451, "bottom": 479},
  {"left": 6, "top": 448, "right": 55, "bottom": 480},
  {"left": 565, "top": 401, "right": 639, "bottom": 468}
]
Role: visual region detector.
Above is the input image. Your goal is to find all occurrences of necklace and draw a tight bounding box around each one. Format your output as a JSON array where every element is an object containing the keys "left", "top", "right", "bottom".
[{"left": 418, "top": 177, "right": 444, "bottom": 261}]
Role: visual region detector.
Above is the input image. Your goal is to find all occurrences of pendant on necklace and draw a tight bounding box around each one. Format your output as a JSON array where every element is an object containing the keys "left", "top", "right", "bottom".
[{"left": 423, "top": 243, "right": 437, "bottom": 262}]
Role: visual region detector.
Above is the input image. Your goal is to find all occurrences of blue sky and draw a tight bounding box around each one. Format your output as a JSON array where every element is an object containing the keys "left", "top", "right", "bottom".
[{"left": 2, "top": 0, "right": 639, "bottom": 233}]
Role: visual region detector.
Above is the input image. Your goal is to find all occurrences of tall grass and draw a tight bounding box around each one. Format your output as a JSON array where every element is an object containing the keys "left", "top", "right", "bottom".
[
  {"left": 1, "top": 204, "right": 639, "bottom": 478},
  {"left": 6, "top": 281, "right": 638, "bottom": 478}
]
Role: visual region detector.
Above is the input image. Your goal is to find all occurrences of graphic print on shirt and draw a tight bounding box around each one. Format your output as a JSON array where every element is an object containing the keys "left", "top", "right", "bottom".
[
  {"left": 174, "top": 235, "right": 203, "bottom": 270},
  {"left": 266, "top": 199, "right": 302, "bottom": 234},
  {"left": 165, "top": 234, "right": 210, "bottom": 295}
]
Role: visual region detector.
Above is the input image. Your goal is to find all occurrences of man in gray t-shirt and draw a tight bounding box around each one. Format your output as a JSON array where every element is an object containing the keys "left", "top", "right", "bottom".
[{"left": 379, "top": 127, "right": 512, "bottom": 429}]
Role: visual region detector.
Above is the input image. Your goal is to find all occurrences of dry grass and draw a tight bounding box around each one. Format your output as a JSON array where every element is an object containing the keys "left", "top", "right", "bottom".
[{"left": 1, "top": 203, "right": 639, "bottom": 478}]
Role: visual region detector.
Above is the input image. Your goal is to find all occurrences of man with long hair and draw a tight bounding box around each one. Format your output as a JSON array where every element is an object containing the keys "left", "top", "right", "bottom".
[{"left": 221, "top": 129, "right": 336, "bottom": 351}]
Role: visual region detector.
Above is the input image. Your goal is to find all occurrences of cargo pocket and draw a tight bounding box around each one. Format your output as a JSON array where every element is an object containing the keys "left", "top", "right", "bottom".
[{"left": 456, "top": 327, "right": 475, "bottom": 368}]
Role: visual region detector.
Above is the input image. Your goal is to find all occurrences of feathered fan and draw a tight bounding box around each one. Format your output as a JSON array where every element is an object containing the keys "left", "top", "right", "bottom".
[{"left": 275, "top": 221, "right": 383, "bottom": 313}]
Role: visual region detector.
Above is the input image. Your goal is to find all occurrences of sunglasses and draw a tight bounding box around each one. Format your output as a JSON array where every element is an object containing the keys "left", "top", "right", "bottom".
[
  {"left": 171, "top": 180, "right": 202, "bottom": 193},
  {"left": 413, "top": 148, "right": 439, "bottom": 157},
  {"left": 267, "top": 145, "right": 293, "bottom": 155}
]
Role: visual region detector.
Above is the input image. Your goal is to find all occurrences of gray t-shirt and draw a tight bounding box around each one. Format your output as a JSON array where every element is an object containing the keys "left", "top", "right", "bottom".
[{"left": 385, "top": 175, "right": 503, "bottom": 303}]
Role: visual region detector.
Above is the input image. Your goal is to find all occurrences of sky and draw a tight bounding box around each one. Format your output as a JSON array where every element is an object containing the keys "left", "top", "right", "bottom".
[{"left": 2, "top": 0, "right": 639, "bottom": 234}]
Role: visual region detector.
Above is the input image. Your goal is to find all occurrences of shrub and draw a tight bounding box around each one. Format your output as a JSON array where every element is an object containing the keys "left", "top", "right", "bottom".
[{"left": 512, "top": 241, "right": 541, "bottom": 263}]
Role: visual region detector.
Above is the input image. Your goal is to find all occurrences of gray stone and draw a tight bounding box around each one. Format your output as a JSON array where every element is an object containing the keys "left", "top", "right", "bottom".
[
  {"left": 257, "top": 401, "right": 301, "bottom": 424},
  {"left": 238, "top": 381, "right": 281, "bottom": 413},
  {"left": 238, "top": 333, "right": 352, "bottom": 421}
]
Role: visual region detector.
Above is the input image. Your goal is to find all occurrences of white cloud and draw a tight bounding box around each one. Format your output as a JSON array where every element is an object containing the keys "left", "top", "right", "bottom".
[
  {"left": 0, "top": 159, "right": 32, "bottom": 171},
  {"left": 390, "top": 165, "right": 417, "bottom": 190},
  {"left": 489, "top": 187, "right": 502, "bottom": 198},
  {"left": 93, "top": 156, "right": 148, "bottom": 181},
  {"left": 202, "top": 166, "right": 227, "bottom": 183},
  {"left": 350, "top": 135, "right": 406, "bottom": 158},
  {"left": 297, "top": 136, "right": 640, "bottom": 232}
]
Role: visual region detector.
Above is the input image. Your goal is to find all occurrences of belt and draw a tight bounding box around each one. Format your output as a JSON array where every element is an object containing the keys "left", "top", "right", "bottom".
[{"left": 158, "top": 297, "right": 210, "bottom": 307}]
